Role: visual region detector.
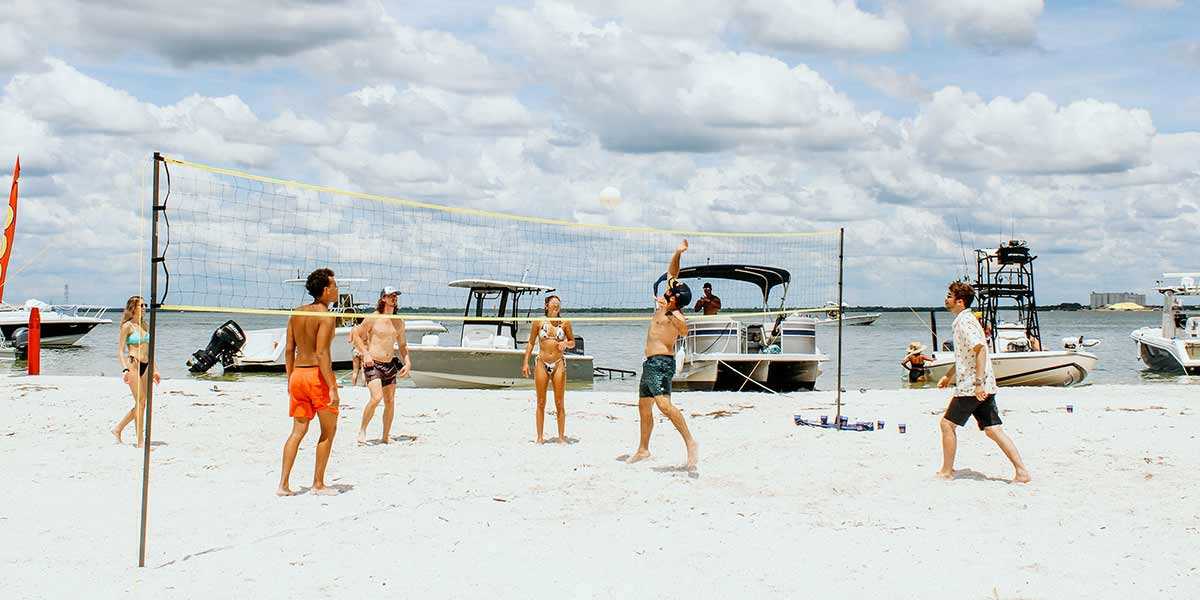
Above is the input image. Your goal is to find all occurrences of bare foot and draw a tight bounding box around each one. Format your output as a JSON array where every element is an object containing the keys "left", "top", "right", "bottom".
[
  {"left": 627, "top": 449, "right": 651, "bottom": 463},
  {"left": 557, "top": 436, "right": 568, "bottom": 444},
  {"left": 111, "top": 427, "right": 123, "bottom": 445},
  {"left": 685, "top": 439, "right": 699, "bottom": 470},
  {"left": 311, "top": 486, "right": 339, "bottom": 496},
  {"left": 935, "top": 469, "right": 954, "bottom": 480},
  {"left": 1012, "top": 469, "right": 1031, "bottom": 484},
  {"left": 380, "top": 437, "right": 389, "bottom": 444},
  {"left": 357, "top": 430, "right": 367, "bottom": 445},
  {"left": 276, "top": 487, "right": 295, "bottom": 497},
  {"left": 536, "top": 437, "right": 545, "bottom": 444}
]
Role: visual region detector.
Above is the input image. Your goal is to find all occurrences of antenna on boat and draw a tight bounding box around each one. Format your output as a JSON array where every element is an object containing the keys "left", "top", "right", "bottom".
[{"left": 953, "top": 215, "right": 969, "bottom": 280}]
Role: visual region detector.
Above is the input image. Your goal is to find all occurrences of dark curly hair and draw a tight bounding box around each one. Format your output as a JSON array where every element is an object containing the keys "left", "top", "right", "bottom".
[
  {"left": 305, "top": 268, "right": 335, "bottom": 300},
  {"left": 947, "top": 280, "right": 975, "bottom": 308}
]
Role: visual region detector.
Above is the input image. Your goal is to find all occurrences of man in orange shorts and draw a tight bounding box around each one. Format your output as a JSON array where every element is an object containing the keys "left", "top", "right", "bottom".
[{"left": 277, "top": 268, "right": 342, "bottom": 496}]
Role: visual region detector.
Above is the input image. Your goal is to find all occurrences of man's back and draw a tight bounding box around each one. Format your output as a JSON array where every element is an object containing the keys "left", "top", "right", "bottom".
[{"left": 289, "top": 304, "right": 334, "bottom": 366}]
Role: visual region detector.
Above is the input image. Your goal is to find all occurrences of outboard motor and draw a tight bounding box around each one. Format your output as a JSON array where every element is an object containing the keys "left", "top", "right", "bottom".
[
  {"left": 10, "top": 327, "right": 29, "bottom": 359},
  {"left": 567, "top": 335, "right": 585, "bottom": 355},
  {"left": 187, "top": 320, "right": 247, "bottom": 373}
]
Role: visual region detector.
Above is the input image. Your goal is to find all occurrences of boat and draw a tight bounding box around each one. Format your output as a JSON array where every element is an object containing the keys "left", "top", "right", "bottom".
[
  {"left": 656, "top": 265, "right": 827, "bottom": 392},
  {"left": 406, "top": 279, "right": 594, "bottom": 389},
  {"left": 1130, "top": 273, "right": 1200, "bottom": 375},
  {"left": 919, "top": 241, "right": 1099, "bottom": 387},
  {"left": 815, "top": 301, "right": 880, "bottom": 326},
  {"left": 0, "top": 299, "right": 111, "bottom": 347},
  {"left": 187, "top": 283, "right": 446, "bottom": 373}
]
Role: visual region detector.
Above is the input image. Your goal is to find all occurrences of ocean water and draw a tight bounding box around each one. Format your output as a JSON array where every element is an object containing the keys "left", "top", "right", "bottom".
[{"left": 5, "top": 309, "right": 1197, "bottom": 391}]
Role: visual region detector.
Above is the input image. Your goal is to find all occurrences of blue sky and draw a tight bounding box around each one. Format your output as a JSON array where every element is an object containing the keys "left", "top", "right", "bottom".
[{"left": 1, "top": 0, "right": 1198, "bottom": 308}]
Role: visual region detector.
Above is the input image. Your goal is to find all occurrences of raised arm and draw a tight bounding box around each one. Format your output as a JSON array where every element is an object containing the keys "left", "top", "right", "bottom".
[{"left": 667, "top": 239, "right": 688, "bottom": 279}]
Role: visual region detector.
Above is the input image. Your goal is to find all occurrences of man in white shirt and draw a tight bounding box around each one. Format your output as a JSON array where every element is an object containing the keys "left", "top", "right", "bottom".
[{"left": 936, "top": 281, "right": 1031, "bottom": 484}]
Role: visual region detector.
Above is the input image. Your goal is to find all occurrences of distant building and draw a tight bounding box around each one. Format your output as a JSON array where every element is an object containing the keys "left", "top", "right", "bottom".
[{"left": 1090, "top": 291, "right": 1146, "bottom": 309}]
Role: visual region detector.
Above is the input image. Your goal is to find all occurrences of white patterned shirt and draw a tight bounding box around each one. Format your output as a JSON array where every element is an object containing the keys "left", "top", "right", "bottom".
[{"left": 952, "top": 309, "right": 998, "bottom": 396}]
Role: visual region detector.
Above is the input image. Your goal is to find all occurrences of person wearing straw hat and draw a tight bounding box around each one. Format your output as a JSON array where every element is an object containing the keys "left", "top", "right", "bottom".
[
  {"left": 625, "top": 239, "right": 699, "bottom": 471},
  {"left": 353, "top": 286, "right": 411, "bottom": 445},
  {"left": 900, "top": 341, "right": 932, "bottom": 384}
]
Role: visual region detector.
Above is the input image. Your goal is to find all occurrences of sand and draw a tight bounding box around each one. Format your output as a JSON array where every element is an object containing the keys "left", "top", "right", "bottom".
[{"left": 1, "top": 374, "right": 1197, "bottom": 599}]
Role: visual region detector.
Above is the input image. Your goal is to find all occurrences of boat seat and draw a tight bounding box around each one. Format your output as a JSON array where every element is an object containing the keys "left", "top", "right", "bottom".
[{"left": 462, "top": 325, "right": 497, "bottom": 349}]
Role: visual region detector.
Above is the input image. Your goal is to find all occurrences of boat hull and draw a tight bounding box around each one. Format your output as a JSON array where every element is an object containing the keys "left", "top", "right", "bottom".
[
  {"left": 923, "top": 350, "right": 1098, "bottom": 387},
  {"left": 0, "top": 320, "right": 108, "bottom": 347},
  {"left": 816, "top": 314, "right": 880, "bottom": 326},
  {"left": 225, "top": 321, "right": 446, "bottom": 372},
  {"left": 1131, "top": 328, "right": 1200, "bottom": 375},
  {"left": 407, "top": 347, "right": 594, "bottom": 389},
  {"left": 673, "top": 353, "right": 825, "bottom": 392}
]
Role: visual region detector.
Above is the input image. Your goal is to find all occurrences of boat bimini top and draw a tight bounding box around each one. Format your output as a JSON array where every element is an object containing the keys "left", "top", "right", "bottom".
[{"left": 653, "top": 265, "right": 790, "bottom": 306}]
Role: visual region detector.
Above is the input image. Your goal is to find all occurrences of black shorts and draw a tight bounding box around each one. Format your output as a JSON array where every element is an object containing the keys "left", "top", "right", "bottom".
[
  {"left": 364, "top": 357, "right": 403, "bottom": 387},
  {"left": 638, "top": 355, "right": 675, "bottom": 398},
  {"left": 908, "top": 366, "right": 927, "bottom": 383},
  {"left": 944, "top": 394, "right": 1002, "bottom": 430}
]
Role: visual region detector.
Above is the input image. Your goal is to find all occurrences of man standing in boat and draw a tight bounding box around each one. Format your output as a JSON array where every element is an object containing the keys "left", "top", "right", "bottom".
[
  {"left": 936, "top": 281, "right": 1031, "bottom": 484},
  {"left": 278, "top": 268, "right": 341, "bottom": 496},
  {"left": 693, "top": 282, "right": 722, "bottom": 315},
  {"left": 354, "top": 286, "right": 411, "bottom": 444},
  {"left": 626, "top": 239, "right": 699, "bottom": 470}
]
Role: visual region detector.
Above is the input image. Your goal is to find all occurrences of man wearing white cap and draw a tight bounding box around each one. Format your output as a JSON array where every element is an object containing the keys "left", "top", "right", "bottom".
[{"left": 352, "top": 286, "right": 411, "bottom": 444}]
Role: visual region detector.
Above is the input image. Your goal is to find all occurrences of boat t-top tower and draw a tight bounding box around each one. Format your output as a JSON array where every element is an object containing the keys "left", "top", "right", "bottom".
[{"left": 974, "top": 240, "right": 1040, "bottom": 347}]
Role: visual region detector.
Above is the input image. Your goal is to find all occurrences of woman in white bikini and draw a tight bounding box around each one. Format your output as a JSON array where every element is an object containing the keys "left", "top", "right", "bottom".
[
  {"left": 521, "top": 295, "right": 574, "bottom": 443},
  {"left": 112, "top": 296, "right": 160, "bottom": 447}
]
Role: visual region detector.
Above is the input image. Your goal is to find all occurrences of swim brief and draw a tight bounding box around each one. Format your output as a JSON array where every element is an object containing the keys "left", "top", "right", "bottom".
[
  {"left": 638, "top": 355, "right": 675, "bottom": 398},
  {"left": 289, "top": 366, "right": 336, "bottom": 419},
  {"left": 944, "top": 394, "right": 1001, "bottom": 430},
  {"left": 364, "top": 356, "right": 403, "bottom": 387},
  {"left": 908, "top": 366, "right": 927, "bottom": 383}
]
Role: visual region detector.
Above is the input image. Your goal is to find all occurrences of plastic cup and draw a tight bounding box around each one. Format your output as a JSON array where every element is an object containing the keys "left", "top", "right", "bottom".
[
  {"left": 877, "top": 420, "right": 885, "bottom": 430},
  {"left": 898, "top": 423, "right": 907, "bottom": 434},
  {"left": 1066, "top": 405, "right": 1074, "bottom": 413},
  {"left": 820, "top": 415, "right": 828, "bottom": 425}
]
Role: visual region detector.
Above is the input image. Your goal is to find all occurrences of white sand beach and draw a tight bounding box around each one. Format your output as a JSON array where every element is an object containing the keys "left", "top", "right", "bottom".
[{"left": 2, "top": 374, "right": 1197, "bottom": 599}]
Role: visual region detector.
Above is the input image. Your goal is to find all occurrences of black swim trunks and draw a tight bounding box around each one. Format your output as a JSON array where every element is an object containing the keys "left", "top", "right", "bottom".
[
  {"left": 364, "top": 357, "right": 403, "bottom": 387},
  {"left": 638, "top": 355, "right": 675, "bottom": 398},
  {"left": 944, "top": 394, "right": 1002, "bottom": 430},
  {"left": 908, "top": 366, "right": 927, "bottom": 383}
]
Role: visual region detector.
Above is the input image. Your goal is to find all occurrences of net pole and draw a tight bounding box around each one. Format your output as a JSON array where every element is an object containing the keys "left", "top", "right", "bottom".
[
  {"left": 138, "top": 152, "right": 162, "bottom": 567},
  {"left": 835, "top": 227, "right": 844, "bottom": 424}
]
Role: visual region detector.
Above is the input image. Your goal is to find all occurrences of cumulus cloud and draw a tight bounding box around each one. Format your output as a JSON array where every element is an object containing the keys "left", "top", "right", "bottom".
[
  {"left": 911, "top": 0, "right": 1044, "bottom": 50},
  {"left": 737, "top": 0, "right": 910, "bottom": 53},
  {"left": 494, "top": 2, "right": 878, "bottom": 153},
  {"left": 911, "top": 87, "right": 1156, "bottom": 174}
]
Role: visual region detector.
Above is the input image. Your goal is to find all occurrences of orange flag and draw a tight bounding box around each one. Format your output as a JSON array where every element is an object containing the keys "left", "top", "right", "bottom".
[{"left": 0, "top": 156, "right": 19, "bottom": 303}]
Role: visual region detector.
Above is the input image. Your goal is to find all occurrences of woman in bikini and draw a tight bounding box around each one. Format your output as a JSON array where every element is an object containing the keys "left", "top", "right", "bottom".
[
  {"left": 112, "top": 296, "right": 160, "bottom": 447},
  {"left": 521, "top": 295, "right": 574, "bottom": 444}
]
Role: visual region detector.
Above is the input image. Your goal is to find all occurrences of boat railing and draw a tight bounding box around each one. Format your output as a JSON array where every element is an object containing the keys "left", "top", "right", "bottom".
[
  {"left": 678, "top": 319, "right": 744, "bottom": 356},
  {"left": 51, "top": 304, "right": 112, "bottom": 320}
]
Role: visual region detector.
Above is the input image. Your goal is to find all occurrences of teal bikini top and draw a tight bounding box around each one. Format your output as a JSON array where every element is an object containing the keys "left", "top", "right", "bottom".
[{"left": 127, "top": 330, "right": 150, "bottom": 346}]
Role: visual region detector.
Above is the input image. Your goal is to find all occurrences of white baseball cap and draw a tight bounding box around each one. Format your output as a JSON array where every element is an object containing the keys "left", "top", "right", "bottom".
[{"left": 380, "top": 286, "right": 401, "bottom": 297}]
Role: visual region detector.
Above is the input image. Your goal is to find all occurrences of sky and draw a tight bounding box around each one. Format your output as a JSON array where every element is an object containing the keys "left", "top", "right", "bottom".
[{"left": 1, "top": 0, "right": 1198, "bottom": 308}]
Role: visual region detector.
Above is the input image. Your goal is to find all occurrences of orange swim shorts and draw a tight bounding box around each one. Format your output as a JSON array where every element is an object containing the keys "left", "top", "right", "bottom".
[{"left": 288, "top": 367, "right": 336, "bottom": 419}]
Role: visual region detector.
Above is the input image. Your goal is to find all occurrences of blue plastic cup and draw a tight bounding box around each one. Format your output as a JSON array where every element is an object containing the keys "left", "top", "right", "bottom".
[
  {"left": 820, "top": 415, "right": 828, "bottom": 425},
  {"left": 1066, "top": 405, "right": 1074, "bottom": 413}
]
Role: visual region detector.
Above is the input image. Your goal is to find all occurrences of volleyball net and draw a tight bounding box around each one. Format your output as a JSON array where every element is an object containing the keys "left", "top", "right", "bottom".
[{"left": 153, "top": 155, "right": 842, "bottom": 322}]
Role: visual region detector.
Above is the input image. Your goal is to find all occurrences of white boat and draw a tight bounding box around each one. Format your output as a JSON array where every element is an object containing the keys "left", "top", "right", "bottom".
[
  {"left": 658, "top": 265, "right": 827, "bottom": 392},
  {"left": 407, "top": 279, "right": 594, "bottom": 389},
  {"left": 0, "top": 299, "right": 111, "bottom": 347},
  {"left": 1130, "top": 273, "right": 1200, "bottom": 375},
  {"left": 188, "top": 282, "right": 446, "bottom": 373},
  {"left": 815, "top": 303, "right": 880, "bottom": 326},
  {"left": 915, "top": 241, "right": 1099, "bottom": 387}
]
